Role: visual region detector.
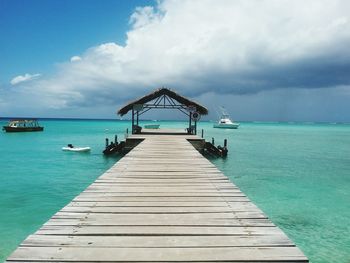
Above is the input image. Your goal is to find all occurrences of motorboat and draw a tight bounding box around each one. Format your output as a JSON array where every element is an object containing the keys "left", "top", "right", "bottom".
[
  {"left": 213, "top": 107, "right": 239, "bottom": 129},
  {"left": 62, "top": 144, "right": 91, "bottom": 152},
  {"left": 2, "top": 119, "right": 44, "bottom": 132}
]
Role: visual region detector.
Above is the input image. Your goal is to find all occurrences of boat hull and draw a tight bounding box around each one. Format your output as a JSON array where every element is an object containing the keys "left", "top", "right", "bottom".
[
  {"left": 213, "top": 123, "right": 239, "bottom": 129},
  {"left": 62, "top": 147, "right": 91, "bottom": 152},
  {"left": 144, "top": 124, "right": 160, "bottom": 129},
  {"left": 2, "top": 126, "right": 44, "bottom": 132}
]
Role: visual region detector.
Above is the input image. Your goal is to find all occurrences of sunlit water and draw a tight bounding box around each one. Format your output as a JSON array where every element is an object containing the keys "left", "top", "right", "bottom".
[{"left": 0, "top": 119, "right": 349, "bottom": 263}]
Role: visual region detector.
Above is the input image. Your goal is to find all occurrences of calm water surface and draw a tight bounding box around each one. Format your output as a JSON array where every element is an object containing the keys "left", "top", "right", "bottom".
[{"left": 0, "top": 119, "right": 349, "bottom": 263}]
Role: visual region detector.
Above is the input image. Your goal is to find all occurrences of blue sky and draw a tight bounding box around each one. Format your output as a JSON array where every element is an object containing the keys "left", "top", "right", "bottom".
[
  {"left": 1, "top": 0, "right": 350, "bottom": 122},
  {"left": 0, "top": 0, "right": 153, "bottom": 83}
]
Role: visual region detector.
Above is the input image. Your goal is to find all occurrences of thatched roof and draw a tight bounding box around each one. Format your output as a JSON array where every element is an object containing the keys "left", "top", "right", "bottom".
[{"left": 118, "top": 87, "right": 208, "bottom": 116}]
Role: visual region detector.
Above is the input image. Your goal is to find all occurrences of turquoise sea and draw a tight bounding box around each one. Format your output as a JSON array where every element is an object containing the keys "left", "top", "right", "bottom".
[{"left": 0, "top": 119, "right": 349, "bottom": 263}]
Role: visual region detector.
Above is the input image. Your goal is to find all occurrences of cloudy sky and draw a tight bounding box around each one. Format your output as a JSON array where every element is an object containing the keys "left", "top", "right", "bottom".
[{"left": 1, "top": 0, "right": 350, "bottom": 121}]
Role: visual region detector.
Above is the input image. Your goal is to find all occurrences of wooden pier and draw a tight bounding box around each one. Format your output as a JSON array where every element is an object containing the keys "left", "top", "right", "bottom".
[{"left": 7, "top": 134, "right": 308, "bottom": 262}]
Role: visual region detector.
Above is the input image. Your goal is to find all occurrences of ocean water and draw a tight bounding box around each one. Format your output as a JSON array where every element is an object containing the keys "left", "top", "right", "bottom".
[{"left": 0, "top": 119, "right": 349, "bottom": 263}]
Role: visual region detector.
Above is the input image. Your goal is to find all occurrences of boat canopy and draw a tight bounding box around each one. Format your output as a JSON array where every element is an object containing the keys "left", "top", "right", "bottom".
[{"left": 8, "top": 119, "right": 40, "bottom": 127}]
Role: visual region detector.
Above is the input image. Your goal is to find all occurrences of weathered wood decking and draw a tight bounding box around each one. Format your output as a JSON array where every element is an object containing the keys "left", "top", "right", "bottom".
[{"left": 7, "top": 134, "right": 308, "bottom": 262}]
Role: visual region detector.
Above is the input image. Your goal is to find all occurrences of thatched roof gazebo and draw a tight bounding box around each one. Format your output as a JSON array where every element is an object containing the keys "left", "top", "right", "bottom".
[{"left": 117, "top": 87, "right": 208, "bottom": 135}]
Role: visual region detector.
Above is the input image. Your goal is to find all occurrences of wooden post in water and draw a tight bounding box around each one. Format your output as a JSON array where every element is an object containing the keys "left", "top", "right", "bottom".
[
  {"left": 212, "top": 137, "right": 215, "bottom": 145},
  {"left": 201, "top": 129, "right": 204, "bottom": 138},
  {"left": 105, "top": 138, "right": 109, "bottom": 148}
]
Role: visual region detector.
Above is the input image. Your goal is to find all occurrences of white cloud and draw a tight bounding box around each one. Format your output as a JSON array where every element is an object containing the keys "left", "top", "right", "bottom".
[
  {"left": 5, "top": 0, "right": 350, "bottom": 119},
  {"left": 10, "top": 73, "right": 41, "bottom": 85},
  {"left": 129, "top": 6, "right": 162, "bottom": 29},
  {"left": 70, "top": 56, "right": 82, "bottom": 62}
]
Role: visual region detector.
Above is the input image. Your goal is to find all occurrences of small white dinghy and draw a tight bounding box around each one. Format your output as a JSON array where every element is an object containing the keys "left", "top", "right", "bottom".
[{"left": 62, "top": 144, "right": 91, "bottom": 152}]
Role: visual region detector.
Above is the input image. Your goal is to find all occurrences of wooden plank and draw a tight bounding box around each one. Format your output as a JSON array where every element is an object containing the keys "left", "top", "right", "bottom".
[
  {"left": 91, "top": 183, "right": 235, "bottom": 188},
  {"left": 22, "top": 234, "right": 294, "bottom": 247},
  {"left": 68, "top": 201, "right": 258, "bottom": 209},
  {"left": 72, "top": 196, "right": 251, "bottom": 202},
  {"left": 36, "top": 225, "right": 286, "bottom": 236},
  {"left": 77, "top": 192, "right": 246, "bottom": 197},
  {"left": 87, "top": 186, "right": 237, "bottom": 190},
  {"left": 85, "top": 185, "right": 238, "bottom": 190},
  {"left": 7, "top": 247, "right": 308, "bottom": 262},
  {"left": 82, "top": 190, "right": 242, "bottom": 194},
  {"left": 45, "top": 218, "right": 272, "bottom": 227},
  {"left": 94, "top": 179, "right": 231, "bottom": 183},
  {"left": 53, "top": 211, "right": 266, "bottom": 219},
  {"left": 59, "top": 206, "right": 266, "bottom": 216},
  {"left": 102, "top": 172, "right": 226, "bottom": 175}
]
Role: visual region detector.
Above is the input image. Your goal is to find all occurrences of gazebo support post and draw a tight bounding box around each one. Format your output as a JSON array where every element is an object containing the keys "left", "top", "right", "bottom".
[
  {"left": 189, "top": 112, "right": 192, "bottom": 134},
  {"left": 136, "top": 111, "right": 139, "bottom": 126},
  {"left": 131, "top": 108, "right": 135, "bottom": 134}
]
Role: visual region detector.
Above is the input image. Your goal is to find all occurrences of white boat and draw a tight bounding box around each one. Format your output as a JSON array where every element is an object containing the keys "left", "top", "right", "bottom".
[
  {"left": 62, "top": 145, "right": 91, "bottom": 152},
  {"left": 144, "top": 124, "right": 160, "bottom": 129},
  {"left": 213, "top": 107, "right": 239, "bottom": 129}
]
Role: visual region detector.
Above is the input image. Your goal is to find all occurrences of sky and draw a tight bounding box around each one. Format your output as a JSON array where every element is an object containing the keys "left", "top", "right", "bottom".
[{"left": 1, "top": 0, "right": 350, "bottom": 122}]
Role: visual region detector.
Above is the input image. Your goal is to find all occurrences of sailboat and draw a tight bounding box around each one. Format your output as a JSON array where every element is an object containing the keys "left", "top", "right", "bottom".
[{"left": 213, "top": 107, "right": 239, "bottom": 129}]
